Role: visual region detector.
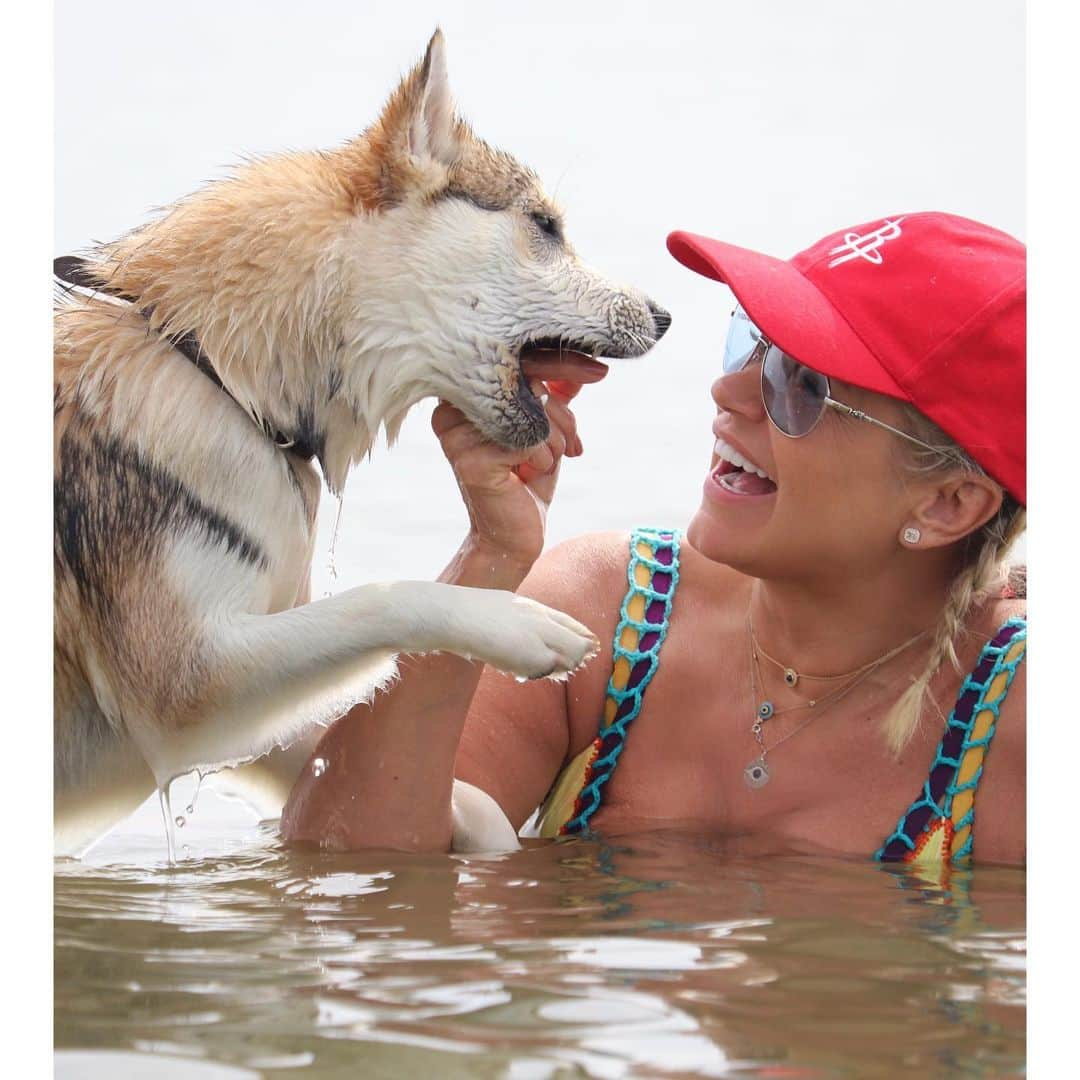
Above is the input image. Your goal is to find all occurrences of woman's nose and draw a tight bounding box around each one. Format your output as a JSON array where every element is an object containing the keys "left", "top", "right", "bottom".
[{"left": 711, "top": 365, "right": 766, "bottom": 420}]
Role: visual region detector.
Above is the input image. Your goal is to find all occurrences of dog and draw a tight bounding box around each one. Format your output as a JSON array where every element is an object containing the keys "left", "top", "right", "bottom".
[{"left": 54, "top": 31, "right": 670, "bottom": 856}]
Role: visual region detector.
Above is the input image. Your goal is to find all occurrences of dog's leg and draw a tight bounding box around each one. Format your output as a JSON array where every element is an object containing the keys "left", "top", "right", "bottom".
[
  {"left": 210, "top": 732, "right": 322, "bottom": 820},
  {"left": 451, "top": 779, "right": 521, "bottom": 853},
  {"left": 134, "top": 580, "right": 597, "bottom": 787},
  {"left": 54, "top": 747, "right": 157, "bottom": 858}
]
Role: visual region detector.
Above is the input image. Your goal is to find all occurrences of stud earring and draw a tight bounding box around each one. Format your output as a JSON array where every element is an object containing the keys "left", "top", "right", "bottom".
[{"left": 902, "top": 527, "right": 921, "bottom": 544}]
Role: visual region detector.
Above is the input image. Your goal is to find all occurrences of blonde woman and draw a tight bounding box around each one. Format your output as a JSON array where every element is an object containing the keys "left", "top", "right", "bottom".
[{"left": 282, "top": 212, "right": 1026, "bottom": 867}]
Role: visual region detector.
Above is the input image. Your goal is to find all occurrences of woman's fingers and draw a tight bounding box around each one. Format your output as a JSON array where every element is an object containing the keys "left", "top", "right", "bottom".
[
  {"left": 545, "top": 393, "right": 581, "bottom": 457},
  {"left": 432, "top": 376, "right": 585, "bottom": 501},
  {"left": 546, "top": 379, "right": 586, "bottom": 402},
  {"left": 520, "top": 353, "right": 608, "bottom": 404}
]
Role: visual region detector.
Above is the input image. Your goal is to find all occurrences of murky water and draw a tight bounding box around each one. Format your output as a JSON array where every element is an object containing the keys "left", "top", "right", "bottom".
[{"left": 55, "top": 807, "right": 1025, "bottom": 1078}]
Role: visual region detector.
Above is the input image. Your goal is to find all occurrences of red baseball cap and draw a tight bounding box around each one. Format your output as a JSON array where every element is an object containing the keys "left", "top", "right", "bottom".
[{"left": 667, "top": 213, "right": 1026, "bottom": 505}]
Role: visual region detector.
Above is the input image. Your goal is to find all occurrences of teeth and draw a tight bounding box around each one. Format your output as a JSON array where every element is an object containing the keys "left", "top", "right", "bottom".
[{"left": 713, "top": 437, "right": 772, "bottom": 480}]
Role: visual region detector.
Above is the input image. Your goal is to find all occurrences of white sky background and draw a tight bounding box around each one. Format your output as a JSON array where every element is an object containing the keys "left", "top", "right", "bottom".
[{"left": 54, "top": 0, "right": 1025, "bottom": 592}]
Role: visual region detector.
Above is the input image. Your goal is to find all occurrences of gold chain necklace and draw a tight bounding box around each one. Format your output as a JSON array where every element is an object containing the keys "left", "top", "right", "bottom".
[
  {"left": 750, "top": 615, "right": 927, "bottom": 690},
  {"left": 743, "top": 616, "right": 928, "bottom": 790}
]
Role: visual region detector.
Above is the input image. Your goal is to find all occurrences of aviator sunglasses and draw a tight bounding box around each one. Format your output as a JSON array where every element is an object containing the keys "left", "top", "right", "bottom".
[{"left": 723, "top": 305, "right": 938, "bottom": 451}]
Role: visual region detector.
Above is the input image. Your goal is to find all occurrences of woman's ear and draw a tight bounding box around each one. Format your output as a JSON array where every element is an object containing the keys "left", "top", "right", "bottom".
[{"left": 903, "top": 474, "right": 1003, "bottom": 549}]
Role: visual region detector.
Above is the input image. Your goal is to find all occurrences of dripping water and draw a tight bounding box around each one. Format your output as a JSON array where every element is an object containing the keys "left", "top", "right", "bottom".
[
  {"left": 324, "top": 492, "right": 346, "bottom": 597},
  {"left": 157, "top": 782, "right": 176, "bottom": 864},
  {"left": 186, "top": 769, "right": 204, "bottom": 817}
]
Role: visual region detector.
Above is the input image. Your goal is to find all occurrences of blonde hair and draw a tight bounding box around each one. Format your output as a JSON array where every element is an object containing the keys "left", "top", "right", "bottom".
[{"left": 882, "top": 406, "right": 1026, "bottom": 754}]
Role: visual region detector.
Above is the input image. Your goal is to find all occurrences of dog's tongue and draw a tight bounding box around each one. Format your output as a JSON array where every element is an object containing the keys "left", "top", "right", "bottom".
[{"left": 520, "top": 349, "right": 609, "bottom": 386}]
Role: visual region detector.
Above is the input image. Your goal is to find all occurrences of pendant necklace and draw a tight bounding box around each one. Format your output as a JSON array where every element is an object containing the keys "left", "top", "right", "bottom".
[{"left": 743, "top": 614, "right": 927, "bottom": 790}]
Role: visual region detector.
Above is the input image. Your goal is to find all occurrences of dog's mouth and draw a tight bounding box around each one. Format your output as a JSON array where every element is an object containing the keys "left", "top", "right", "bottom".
[
  {"left": 515, "top": 336, "right": 610, "bottom": 409},
  {"left": 464, "top": 334, "right": 614, "bottom": 451}
]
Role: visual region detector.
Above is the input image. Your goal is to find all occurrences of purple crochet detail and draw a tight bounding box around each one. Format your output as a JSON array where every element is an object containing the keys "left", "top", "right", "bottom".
[
  {"left": 876, "top": 617, "right": 1026, "bottom": 863},
  {"left": 627, "top": 658, "right": 651, "bottom": 691}
]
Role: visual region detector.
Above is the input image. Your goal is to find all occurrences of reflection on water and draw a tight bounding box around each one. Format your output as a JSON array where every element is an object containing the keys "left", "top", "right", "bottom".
[{"left": 55, "top": 823, "right": 1025, "bottom": 1078}]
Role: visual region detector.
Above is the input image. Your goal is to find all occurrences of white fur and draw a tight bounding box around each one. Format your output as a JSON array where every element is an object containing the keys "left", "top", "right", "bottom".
[
  {"left": 55, "top": 32, "right": 664, "bottom": 857},
  {"left": 450, "top": 779, "right": 521, "bottom": 853}
]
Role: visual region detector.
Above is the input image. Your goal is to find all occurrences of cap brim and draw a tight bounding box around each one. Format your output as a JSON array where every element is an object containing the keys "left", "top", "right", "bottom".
[{"left": 666, "top": 230, "right": 907, "bottom": 401}]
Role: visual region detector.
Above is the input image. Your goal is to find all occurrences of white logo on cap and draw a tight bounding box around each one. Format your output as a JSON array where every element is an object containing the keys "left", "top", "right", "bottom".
[{"left": 827, "top": 218, "right": 905, "bottom": 268}]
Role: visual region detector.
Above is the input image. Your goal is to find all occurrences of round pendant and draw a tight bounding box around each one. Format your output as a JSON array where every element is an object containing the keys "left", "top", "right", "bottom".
[
  {"left": 744, "top": 758, "right": 770, "bottom": 789},
  {"left": 784, "top": 668, "right": 798, "bottom": 687},
  {"left": 757, "top": 701, "right": 774, "bottom": 721}
]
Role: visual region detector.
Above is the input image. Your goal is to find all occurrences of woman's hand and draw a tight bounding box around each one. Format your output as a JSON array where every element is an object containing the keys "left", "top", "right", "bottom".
[{"left": 432, "top": 353, "right": 608, "bottom": 577}]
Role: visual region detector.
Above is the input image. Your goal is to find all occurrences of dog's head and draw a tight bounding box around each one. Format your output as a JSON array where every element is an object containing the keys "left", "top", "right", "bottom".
[
  {"left": 329, "top": 31, "right": 670, "bottom": 452},
  {"left": 91, "top": 31, "right": 669, "bottom": 493}
]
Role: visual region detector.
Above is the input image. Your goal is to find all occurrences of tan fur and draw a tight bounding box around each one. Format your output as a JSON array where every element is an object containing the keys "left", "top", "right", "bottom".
[{"left": 54, "top": 30, "right": 664, "bottom": 856}]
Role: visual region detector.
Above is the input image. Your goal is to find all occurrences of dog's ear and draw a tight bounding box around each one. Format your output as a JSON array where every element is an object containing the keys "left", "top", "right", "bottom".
[
  {"left": 379, "top": 29, "right": 462, "bottom": 172},
  {"left": 342, "top": 29, "right": 464, "bottom": 208},
  {"left": 405, "top": 29, "right": 459, "bottom": 167}
]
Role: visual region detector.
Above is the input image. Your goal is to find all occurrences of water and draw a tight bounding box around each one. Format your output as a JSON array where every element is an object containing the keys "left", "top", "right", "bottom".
[
  {"left": 53, "top": 385, "right": 1027, "bottom": 1075},
  {"left": 55, "top": 815, "right": 1024, "bottom": 1078}
]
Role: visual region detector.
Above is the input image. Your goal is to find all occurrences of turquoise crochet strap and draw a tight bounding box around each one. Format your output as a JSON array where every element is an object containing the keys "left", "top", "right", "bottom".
[{"left": 562, "top": 527, "right": 681, "bottom": 834}]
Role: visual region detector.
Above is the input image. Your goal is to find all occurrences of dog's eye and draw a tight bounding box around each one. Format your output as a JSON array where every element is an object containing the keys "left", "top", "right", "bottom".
[{"left": 529, "top": 211, "right": 562, "bottom": 242}]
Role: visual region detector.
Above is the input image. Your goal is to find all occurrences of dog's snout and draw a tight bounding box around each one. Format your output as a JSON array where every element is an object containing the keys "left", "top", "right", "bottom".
[{"left": 648, "top": 300, "right": 672, "bottom": 341}]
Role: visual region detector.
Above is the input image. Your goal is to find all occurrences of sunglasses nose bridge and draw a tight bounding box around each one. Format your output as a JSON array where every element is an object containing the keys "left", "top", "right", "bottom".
[{"left": 712, "top": 357, "right": 768, "bottom": 419}]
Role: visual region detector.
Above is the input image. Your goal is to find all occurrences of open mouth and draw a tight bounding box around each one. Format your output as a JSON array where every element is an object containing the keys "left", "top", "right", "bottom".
[
  {"left": 711, "top": 437, "right": 777, "bottom": 497},
  {"left": 516, "top": 336, "right": 610, "bottom": 405},
  {"left": 473, "top": 334, "right": 614, "bottom": 450}
]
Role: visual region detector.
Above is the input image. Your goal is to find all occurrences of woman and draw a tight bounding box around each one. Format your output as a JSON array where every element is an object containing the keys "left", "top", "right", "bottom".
[{"left": 281, "top": 212, "right": 1026, "bottom": 867}]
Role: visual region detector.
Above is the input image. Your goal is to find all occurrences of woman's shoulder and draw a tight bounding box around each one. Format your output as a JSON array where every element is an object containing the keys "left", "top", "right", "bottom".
[
  {"left": 521, "top": 529, "right": 748, "bottom": 623},
  {"left": 518, "top": 531, "right": 640, "bottom": 619},
  {"left": 972, "top": 595, "right": 1027, "bottom": 646}
]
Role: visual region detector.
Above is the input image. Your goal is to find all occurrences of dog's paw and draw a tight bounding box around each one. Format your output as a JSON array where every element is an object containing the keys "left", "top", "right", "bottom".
[{"left": 468, "top": 594, "right": 599, "bottom": 680}]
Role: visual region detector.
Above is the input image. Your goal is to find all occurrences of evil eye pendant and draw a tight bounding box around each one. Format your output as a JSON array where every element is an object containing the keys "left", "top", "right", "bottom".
[{"left": 744, "top": 758, "right": 770, "bottom": 789}]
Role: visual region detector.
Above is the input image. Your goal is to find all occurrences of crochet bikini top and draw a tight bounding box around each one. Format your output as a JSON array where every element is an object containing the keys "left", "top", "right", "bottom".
[{"left": 533, "top": 527, "right": 1027, "bottom": 866}]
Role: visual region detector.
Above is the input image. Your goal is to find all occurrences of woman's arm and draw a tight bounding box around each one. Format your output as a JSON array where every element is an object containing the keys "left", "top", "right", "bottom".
[
  {"left": 279, "top": 540, "right": 532, "bottom": 851},
  {"left": 280, "top": 357, "right": 604, "bottom": 851}
]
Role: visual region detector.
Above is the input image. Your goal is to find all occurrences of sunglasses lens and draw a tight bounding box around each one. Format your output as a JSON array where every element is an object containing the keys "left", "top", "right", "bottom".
[
  {"left": 761, "top": 347, "right": 829, "bottom": 436},
  {"left": 723, "top": 306, "right": 762, "bottom": 373}
]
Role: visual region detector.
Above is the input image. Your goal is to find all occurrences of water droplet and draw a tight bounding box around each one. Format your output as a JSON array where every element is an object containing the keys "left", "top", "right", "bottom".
[
  {"left": 311, "top": 757, "right": 328, "bottom": 778},
  {"left": 185, "top": 804, "right": 194, "bottom": 815},
  {"left": 175, "top": 815, "right": 186, "bottom": 828}
]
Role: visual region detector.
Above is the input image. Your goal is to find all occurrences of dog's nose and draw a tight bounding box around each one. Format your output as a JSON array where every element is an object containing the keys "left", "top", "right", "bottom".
[{"left": 648, "top": 300, "right": 672, "bottom": 341}]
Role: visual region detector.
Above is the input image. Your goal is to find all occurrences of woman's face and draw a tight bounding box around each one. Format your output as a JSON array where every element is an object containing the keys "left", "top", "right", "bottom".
[{"left": 686, "top": 357, "right": 919, "bottom": 580}]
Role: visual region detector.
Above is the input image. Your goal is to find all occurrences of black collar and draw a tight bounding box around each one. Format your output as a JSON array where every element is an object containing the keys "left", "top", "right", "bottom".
[{"left": 53, "top": 256, "right": 317, "bottom": 461}]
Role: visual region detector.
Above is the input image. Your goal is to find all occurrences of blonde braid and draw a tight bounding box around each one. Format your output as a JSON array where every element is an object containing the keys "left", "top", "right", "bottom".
[{"left": 882, "top": 406, "right": 1026, "bottom": 754}]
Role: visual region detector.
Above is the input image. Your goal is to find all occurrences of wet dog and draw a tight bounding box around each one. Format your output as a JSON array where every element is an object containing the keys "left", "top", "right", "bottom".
[{"left": 54, "top": 31, "right": 669, "bottom": 855}]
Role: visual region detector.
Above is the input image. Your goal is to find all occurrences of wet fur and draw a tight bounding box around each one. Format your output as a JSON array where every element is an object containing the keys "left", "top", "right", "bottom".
[{"left": 54, "top": 31, "right": 665, "bottom": 855}]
